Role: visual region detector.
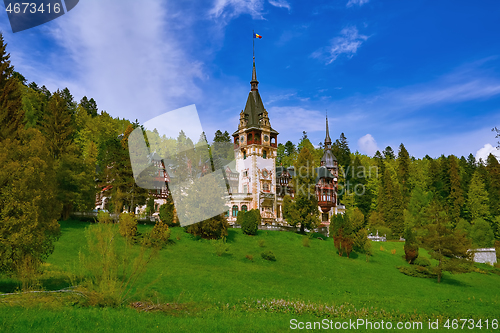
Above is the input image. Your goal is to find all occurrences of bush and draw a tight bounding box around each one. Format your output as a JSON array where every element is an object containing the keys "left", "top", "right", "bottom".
[
  {"left": 146, "top": 220, "right": 171, "bottom": 249},
  {"left": 245, "top": 254, "right": 254, "bottom": 261},
  {"left": 258, "top": 239, "right": 265, "bottom": 247},
  {"left": 241, "top": 209, "right": 260, "bottom": 235},
  {"left": 77, "top": 223, "right": 159, "bottom": 307},
  {"left": 185, "top": 214, "right": 229, "bottom": 240},
  {"left": 119, "top": 213, "right": 137, "bottom": 239},
  {"left": 413, "top": 257, "right": 431, "bottom": 267},
  {"left": 261, "top": 251, "right": 276, "bottom": 261},
  {"left": 396, "top": 265, "right": 436, "bottom": 279},
  {"left": 159, "top": 196, "right": 179, "bottom": 227},
  {"left": 212, "top": 237, "right": 230, "bottom": 256},
  {"left": 302, "top": 237, "right": 310, "bottom": 247},
  {"left": 97, "top": 211, "right": 113, "bottom": 224},
  {"left": 404, "top": 226, "right": 419, "bottom": 264}
]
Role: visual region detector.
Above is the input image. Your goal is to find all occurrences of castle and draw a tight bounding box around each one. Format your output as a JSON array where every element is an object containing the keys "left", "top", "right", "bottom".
[
  {"left": 224, "top": 57, "right": 339, "bottom": 226},
  {"left": 96, "top": 57, "right": 340, "bottom": 227}
]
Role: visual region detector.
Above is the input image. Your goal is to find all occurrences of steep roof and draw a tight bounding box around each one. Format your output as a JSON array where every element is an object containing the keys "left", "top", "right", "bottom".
[{"left": 234, "top": 58, "right": 278, "bottom": 135}]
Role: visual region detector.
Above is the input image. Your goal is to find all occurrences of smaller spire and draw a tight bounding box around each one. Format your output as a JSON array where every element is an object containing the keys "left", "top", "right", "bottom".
[
  {"left": 325, "top": 112, "right": 331, "bottom": 146},
  {"left": 250, "top": 56, "right": 259, "bottom": 91}
]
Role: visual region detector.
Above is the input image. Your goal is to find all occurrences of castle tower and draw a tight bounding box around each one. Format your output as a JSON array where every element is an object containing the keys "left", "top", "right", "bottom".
[
  {"left": 317, "top": 115, "right": 339, "bottom": 220},
  {"left": 231, "top": 57, "right": 279, "bottom": 223}
]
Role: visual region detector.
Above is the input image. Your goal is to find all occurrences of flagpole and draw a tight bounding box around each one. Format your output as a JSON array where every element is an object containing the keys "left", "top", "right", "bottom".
[{"left": 252, "top": 29, "right": 255, "bottom": 60}]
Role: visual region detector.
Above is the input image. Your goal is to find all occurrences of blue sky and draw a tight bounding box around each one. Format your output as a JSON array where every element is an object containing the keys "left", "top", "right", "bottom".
[{"left": 1, "top": 0, "right": 500, "bottom": 160}]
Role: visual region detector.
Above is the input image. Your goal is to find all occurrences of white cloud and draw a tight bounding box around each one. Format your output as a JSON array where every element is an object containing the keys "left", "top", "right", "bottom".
[
  {"left": 346, "top": 0, "right": 369, "bottom": 7},
  {"left": 209, "top": 0, "right": 265, "bottom": 22},
  {"left": 34, "top": 0, "right": 205, "bottom": 123},
  {"left": 312, "top": 26, "right": 369, "bottom": 65},
  {"left": 268, "top": 0, "right": 291, "bottom": 11},
  {"left": 476, "top": 143, "right": 500, "bottom": 163},
  {"left": 358, "top": 134, "right": 379, "bottom": 156}
]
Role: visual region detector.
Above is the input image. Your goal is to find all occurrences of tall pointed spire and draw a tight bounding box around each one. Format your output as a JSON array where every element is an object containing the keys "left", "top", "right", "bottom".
[
  {"left": 250, "top": 56, "right": 259, "bottom": 91},
  {"left": 325, "top": 112, "right": 332, "bottom": 147}
]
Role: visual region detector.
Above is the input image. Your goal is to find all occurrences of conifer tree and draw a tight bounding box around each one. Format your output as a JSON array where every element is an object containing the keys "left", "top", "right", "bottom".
[
  {"left": 0, "top": 33, "right": 23, "bottom": 142},
  {"left": 283, "top": 146, "right": 319, "bottom": 233},
  {"left": 332, "top": 133, "right": 351, "bottom": 179},
  {"left": 383, "top": 146, "right": 395, "bottom": 160},
  {"left": 448, "top": 155, "right": 465, "bottom": 226},
  {"left": 397, "top": 143, "right": 411, "bottom": 208},
  {"left": 421, "top": 201, "right": 472, "bottom": 283},
  {"left": 467, "top": 170, "right": 490, "bottom": 222},
  {"left": 486, "top": 153, "right": 500, "bottom": 217}
]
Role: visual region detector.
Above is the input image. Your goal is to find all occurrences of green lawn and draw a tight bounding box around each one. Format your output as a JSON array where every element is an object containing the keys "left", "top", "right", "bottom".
[{"left": 1, "top": 220, "right": 500, "bottom": 332}]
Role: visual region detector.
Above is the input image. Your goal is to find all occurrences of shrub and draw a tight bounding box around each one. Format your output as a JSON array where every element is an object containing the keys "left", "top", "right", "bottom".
[
  {"left": 185, "top": 214, "right": 229, "bottom": 240},
  {"left": 241, "top": 209, "right": 260, "bottom": 235},
  {"left": 212, "top": 237, "right": 230, "bottom": 256},
  {"left": 245, "top": 254, "right": 254, "bottom": 261},
  {"left": 404, "top": 226, "right": 419, "bottom": 264},
  {"left": 413, "top": 257, "right": 431, "bottom": 267},
  {"left": 97, "top": 210, "right": 113, "bottom": 224},
  {"left": 77, "top": 223, "right": 159, "bottom": 307},
  {"left": 258, "top": 239, "right": 265, "bottom": 247},
  {"left": 302, "top": 237, "right": 310, "bottom": 247},
  {"left": 495, "top": 240, "right": 500, "bottom": 261},
  {"left": 119, "top": 213, "right": 137, "bottom": 239},
  {"left": 396, "top": 265, "right": 436, "bottom": 279},
  {"left": 261, "top": 250, "right": 276, "bottom": 261},
  {"left": 159, "top": 196, "right": 179, "bottom": 227},
  {"left": 391, "top": 249, "right": 396, "bottom": 255},
  {"left": 147, "top": 220, "right": 171, "bottom": 249}
]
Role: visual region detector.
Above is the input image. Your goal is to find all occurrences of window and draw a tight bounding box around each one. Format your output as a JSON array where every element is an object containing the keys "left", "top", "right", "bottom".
[
  {"left": 277, "top": 205, "right": 281, "bottom": 218},
  {"left": 232, "top": 205, "right": 239, "bottom": 217},
  {"left": 241, "top": 205, "right": 248, "bottom": 212},
  {"left": 263, "top": 150, "right": 267, "bottom": 159},
  {"left": 248, "top": 133, "right": 252, "bottom": 142},
  {"left": 225, "top": 210, "right": 229, "bottom": 217},
  {"left": 243, "top": 150, "right": 246, "bottom": 159},
  {"left": 243, "top": 171, "right": 248, "bottom": 177},
  {"left": 322, "top": 213, "right": 329, "bottom": 222},
  {"left": 263, "top": 183, "right": 270, "bottom": 192}
]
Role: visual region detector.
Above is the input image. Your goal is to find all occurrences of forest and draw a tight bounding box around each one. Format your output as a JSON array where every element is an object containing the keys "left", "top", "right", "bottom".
[{"left": 1, "top": 30, "right": 500, "bottom": 280}]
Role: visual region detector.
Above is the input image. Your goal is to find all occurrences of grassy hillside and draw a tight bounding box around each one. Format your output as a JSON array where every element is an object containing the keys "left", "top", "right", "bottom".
[{"left": 1, "top": 220, "right": 500, "bottom": 332}]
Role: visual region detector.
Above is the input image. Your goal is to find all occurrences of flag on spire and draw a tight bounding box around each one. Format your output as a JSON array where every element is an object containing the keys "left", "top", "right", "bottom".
[{"left": 253, "top": 33, "right": 262, "bottom": 39}]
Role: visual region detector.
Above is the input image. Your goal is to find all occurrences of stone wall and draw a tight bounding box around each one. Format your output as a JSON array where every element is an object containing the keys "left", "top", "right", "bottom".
[{"left": 470, "top": 248, "right": 497, "bottom": 265}]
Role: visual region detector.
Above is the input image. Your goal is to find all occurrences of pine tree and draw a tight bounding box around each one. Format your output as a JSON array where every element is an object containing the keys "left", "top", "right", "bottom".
[
  {"left": 383, "top": 146, "right": 395, "bottom": 160},
  {"left": 80, "top": 96, "right": 98, "bottom": 117},
  {"left": 421, "top": 201, "right": 472, "bottom": 283},
  {"left": 397, "top": 143, "right": 411, "bottom": 208},
  {"left": 283, "top": 146, "right": 319, "bottom": 233},
  {"left": 42, "top": 90, "right": 75, "bottom": 159},
  {"left": 0, "top": 129, "right": 61, "bottom": 275},
  {"left": 0, "top": 33, "right": 24, "bottom": 142},
  {"left": 467, "top": 170, "right": 490, "bottom": 222},
  {"left": 486, "top": 153, "right": 500, "bottom": 217},
  {"left": 332, "top": 133, "right": 351, "bottom": 179},
  {"left": 448, "top": 155, "right": 465, "bottom": 226}
]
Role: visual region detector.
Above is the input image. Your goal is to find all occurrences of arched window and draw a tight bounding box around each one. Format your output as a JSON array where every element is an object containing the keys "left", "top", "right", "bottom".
[
  {"left": 232, "top": 205, "right": 239, "bottom": 217},
  {"left": 225, "top": 210, "right": 230, "bottom": 217},
  {"left": 243, "top": 150, "right": 246, "bottom": 159},
  {"left": 241, "top": 205, "right": 248, "bottom": 212},
  {"left": 263, "top": 150, "right": 267, "bottom": 159}
]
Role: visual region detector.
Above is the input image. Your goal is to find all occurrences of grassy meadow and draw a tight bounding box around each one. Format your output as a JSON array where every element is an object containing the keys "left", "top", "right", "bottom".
[{"left": 1, "top": 220, "right": 500, "bottom": 332}]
